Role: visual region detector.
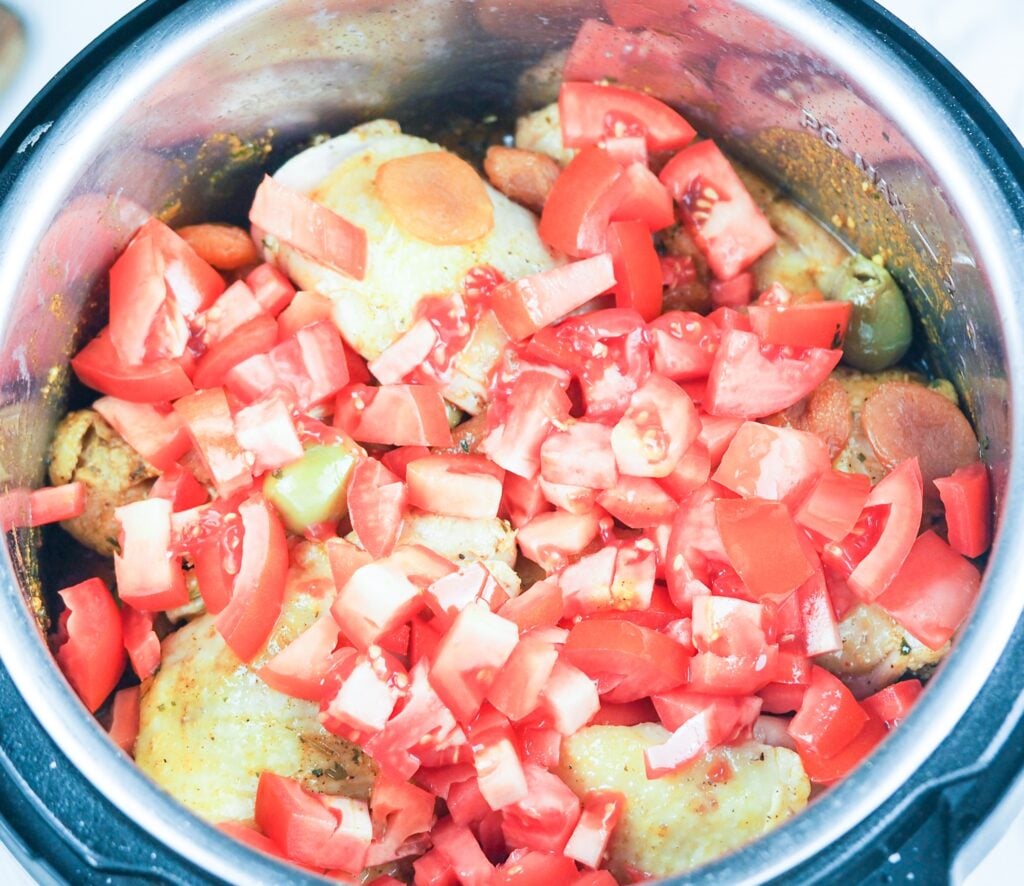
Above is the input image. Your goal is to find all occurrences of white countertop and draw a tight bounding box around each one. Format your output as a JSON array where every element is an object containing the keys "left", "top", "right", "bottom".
[{"left": 0, "top": 0, "right": 1020, "bottom": 883}]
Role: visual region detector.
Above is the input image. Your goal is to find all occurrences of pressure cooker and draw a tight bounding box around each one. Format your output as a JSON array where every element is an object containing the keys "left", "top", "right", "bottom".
[{"left": 0, "top": 0, "right": 1021, "bottom": 882}]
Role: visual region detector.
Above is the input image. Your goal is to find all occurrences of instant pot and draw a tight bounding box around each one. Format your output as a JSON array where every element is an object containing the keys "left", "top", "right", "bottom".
[{"left": 0, "top": 0, "right": 1022, "bottom": 882}]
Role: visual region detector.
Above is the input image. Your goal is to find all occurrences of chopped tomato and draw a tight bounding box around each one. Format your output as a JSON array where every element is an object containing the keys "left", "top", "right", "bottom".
[
  {"left": 541, "top": 422, "right": 617, "bottom": 490},
  {"left": 649, "top": 311, "right": 719, "bottom": 381},
  {"left": 563, "top": 791, "right": 624, "bottom": 868},
  {"left": 607, "top": 221, "right": 662, "bottom": 322},
  {"left": 370, "top": 776, "right": 437, "bottom": 855},
  {"left": 467, "top": 709, "right": 530, "bottom": 810},
  {"left": 109, "top": 218, "right": 225, "bottom": 365},
  {"left": 114, "top": 497, "right": 189, "bottom": 611},
  {"left": 498, "top": 580, "right": 565, "bottom": 632},
  {"left": 323, "top": 653, "right": 403, "bottom": 733},
  {"left": 486, "top": 633, "right": 560, "bottom": 723},
  {"left": 198, "top": 280, "right": 266, "bottom": 348},
  {"left": 492, "top": 254, "right": 616, "bottom": 341},
  {"left": 538, "top": 658, "right": 601, "bottom": 736},
  {"left": 277, "top": 289, "right": 333, "bottom": 340},
  {"left": 709, "top": 273, "right": 754, "bottom": 309},
  {"left": 413, "top": 849, "right": 460, "bottom": 886},
  {"left": 659, "top": 140, "right": 777, "bottom": 279},
  {"left": 797, "top": 712, "right": 886, "bottom": 785},
  {"left": 713, "top": 421, "right": 830, "bottom": 504},
  {"left": 255, "top": 772, "right": 372, "bottom": 871},
  {"left": 559, "top": 82, "right": 696, "bottom": 151},
  {"left": 862, "top": 679, "right": 922, "bottom": 729},
  {"left": 348, "top": 459, "right": 407, "bottom": 559},
  {"left": 250, "top": 175, "right": 366, "bottom": 279},
  {"left": 691, "top": 595, "right": 771, "bottom": 659},
  {"left": 875, "top": 530, "right": 981, "bottom": 650},
  {"left": 844, "top": 458, "right": 923, "bottom": 602},
  {"left": 564, "top": 619, "right": 689, "bottom": 703},
  {"left": 484, "top": 372, "right": 571, "bottom": 479},
  {"left": 788, "top": 666, "right": 867, "bottom": 761},
  {"left": 716, "top": 498, "right": 816, "bottom": 600},
  {"left": 407, "top": 455, "right": 505, "bottom": 519},
  {"left": 430, "top": 820, "right": 495, "bottom": 886},
  {"left": 597, "top": 476, "right": 677, "bottom": 528},
  {"left": 613, "top": 375, "right": 699, "bottom": 480},
  {"left": 53, "top": 578, "right": 125, "bottom": 712},
  {"left": 332, "top": 560, "right": 423, "bottom": 650},
  {"left": 705, "top": 330, "right": 842, "bottom": 419},
  {"left": 687, "top": 648, "right": 779, "bottom": 696},
  {"left": 121, "top": 606, "right": 160, "bottom": 680},
  {"left": 747, "top": 301, "right": 852, "bottom": 349},
  {"left": 71, "top": 327, "right": 195, "bottom": 403},
  {"left": 795, "top": 470, "right": 872, "bottom": 543},
  {"left": 258, "top": 613, "right": 341, "bottom": 701},
  {"left": 337, "top": 384, "right": 453, "bottom": 448},
  {"left": 610, "top": 163, "right": 675, "bottom": 232},
  {"left": 429, "top": 602, "right": 520, "bottom": 723},
  {"left": 93, "top": 397, "right": 191, "bottom": 472},
  {"left": 215, "top": 495, "right": 289, "bottom": 661},
  {"left": 107, "top": 685, "right": 140, "bottom": 754},
  {"left": 426, "top": 563, "right": 509, "bottom": 629},
  {"left": 193, "top": 314, "right": 279, "bottom": 390},
  {"left": 501, "top": 765, "right": 581, "bottom": 854},
  {"left": 174, "top": 387, "right": 253, "bottom": 497},
  {"left": 12, "top": 483, "right": 85, "bottom": 529},
  {"left": 645, "top": 694, "right": 760, "bottom": 777},
  {"left": 516, "top": 510, "right": 602, "bottom": 573},
  {"left": 149, "top": 464, "right": 209, "bottom": 511},
  {"left": 369, "top": 318, "right": 439, "bottom": 384},
  {"left": 538, "top": 147, "right": 625, "bottom": 258},
  {"left": 495, "top": 850, "right": 580, "bottom": 884},
  {"left": 934, "top": 462, "right": 992, "bottom": 558},
  {"left": 246, "top": 263, "right": 297, "bottom": 316}
]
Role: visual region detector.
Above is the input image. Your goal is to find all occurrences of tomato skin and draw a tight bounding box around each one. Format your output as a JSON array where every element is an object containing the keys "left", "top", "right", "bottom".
[
  {"left": 845, "top": 458, "right": 924, "bottom": 602},
  {"left": 659, "top": 140, "right": 777, "bottom": 279},
  {"left": 748, "top": 301, "right": 852, "bottom": 349},
  {"left": 540, "top": 146, "right": 626, "bottom": 258},
  {"left": 716, "top": 498, "right": 816, "bottom": 601},
  {"left": 53, "top": 578, "right": 125, "bottom": 712},
  {"left": 250, "top": 174, "right": 367, "bottom": 279},
  {"left": 559, "top": 81, "right": 697, "bottom": 151},
  {"left": 862, "top": 679, "right": 922, "bottom": 729},
  {"left": 348, "top": 459, "right": 407, "bottom": 559},
  {"left": 934, "top": 462, "right": 992, "bottom": 558},
  {"left": 705, "top": 330, "right": 843, "bottom": 419},
  {"left": 492, "top": 254, "right": 616, "bottom": 341},
  {"left": 149, "top": 464, "right": 209, "bottom": 511},
  {"left": 214, "top": 495, "right": 289, "bottom": 662},
  {"left": 797, "top": 712, "right": 886, "bottom": 785},
  {"left": 610, "top": 163, "right": 675, "bottom": 232},
  {"left": 564, "top": 618, "right": 689, "bottom": 703},
  {"left": 192, "top": 314, "right": 279, "bottom": 390},
  {"left": 713, "top": 421, "right": 830, "bottom": 504},
  {"left": 608, "top": 220, "right": 663, "bottom": 322},
  {"left": 72, "top": 327, "right": 196, "bottom": 403},
  {"left": 875, "top": 530, "right": 981, "bottom": 650}
]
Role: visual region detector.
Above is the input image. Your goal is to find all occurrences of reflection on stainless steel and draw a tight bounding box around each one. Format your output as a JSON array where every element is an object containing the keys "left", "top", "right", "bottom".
[{"left": 0, "top": 1, "right": 1021, "bottom": 883}]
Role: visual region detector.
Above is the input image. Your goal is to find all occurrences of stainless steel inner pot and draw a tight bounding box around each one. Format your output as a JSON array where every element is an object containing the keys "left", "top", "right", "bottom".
[{"left": 0, "top": 0, "right": 1022, "bottom": 883}]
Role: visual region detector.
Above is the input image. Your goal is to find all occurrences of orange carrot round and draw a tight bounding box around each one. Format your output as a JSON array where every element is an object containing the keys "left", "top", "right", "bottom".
[{"left": 177, "top": 223, "right": 260, "bottom": 270}]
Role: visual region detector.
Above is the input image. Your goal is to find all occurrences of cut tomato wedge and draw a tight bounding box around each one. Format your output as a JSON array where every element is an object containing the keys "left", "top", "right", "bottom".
[
  {"left": 348, "top": 458, "right": 407, "bottom": 559},
  {"left": 659, "top": 140, "right": 777, "bottom": 279},
  {"left": 747, "top": 301, "right": 852, "bottom": 349},
  {"left": 337, "top": 384, "right": 453, "bottom": 448},
  {"left": 214, "top": 495, "right": 289, "bottom": 661},
  {"left": 559, "top": 82, "right": 696, "bottom": 151},
  {"left": 705, "top": 330, "right": 842, "bottom": 419},
  {"left": 173, "top": 387, "right": 252, "bottom": 498},
  {"left": 114, "top": 497, "right": 189, "bottom": 611},
  {"left": 250, "top": 175, "right": 367, "bottom": 279},
  {"left": 93, "top": 397, "right": 191, "bottom": 471},
  {"left": 53, "top": 578, "right": 125, "bottom": 713},
  {"left": 610, "top": 373, "right": 699, "bottom": 478},
  {"left": 407, "top": 455, "right": 504, "bottom": 520},
  {"left": 538, "top": 147, "right": 625, "bottom": 258},
  {"left": 72, "top": 327, "right": 195, "bottom": 403},
  {"left": 608, "top": 220, "right": 663, "bottom": 322},
  {"left": 934, "top": 462, "right": 992, "bottom": 558}
]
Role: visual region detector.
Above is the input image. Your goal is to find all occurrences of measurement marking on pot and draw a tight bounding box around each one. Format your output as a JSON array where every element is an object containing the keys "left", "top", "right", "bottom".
[{"left": 800, "top": 109, "right": 910, "bottom": 222}]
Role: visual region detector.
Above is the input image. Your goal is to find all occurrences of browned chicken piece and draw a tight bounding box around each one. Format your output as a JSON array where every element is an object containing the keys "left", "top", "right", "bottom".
[
  {"left": 47, "top": 409, "right": 158, "bottom": 556},
  {"left": 483, "top": 146, "right": 561, "bottom": 214}
]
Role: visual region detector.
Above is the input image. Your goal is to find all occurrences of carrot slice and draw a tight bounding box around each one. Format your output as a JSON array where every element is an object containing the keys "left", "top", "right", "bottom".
[
  {"left": 177, "top": 223, "right": 260, "bottom": 270},
  {"left": 375, "top": 151, "right": 494, "bottom": 245}
]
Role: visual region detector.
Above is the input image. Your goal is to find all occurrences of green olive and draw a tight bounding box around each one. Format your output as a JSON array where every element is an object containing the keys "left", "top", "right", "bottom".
[
  {"left": 263, "top": 444, "right": 358, "bottom": 534},
  {"left": 826, "top": 254, "right": 912, "bottom": 372}
]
